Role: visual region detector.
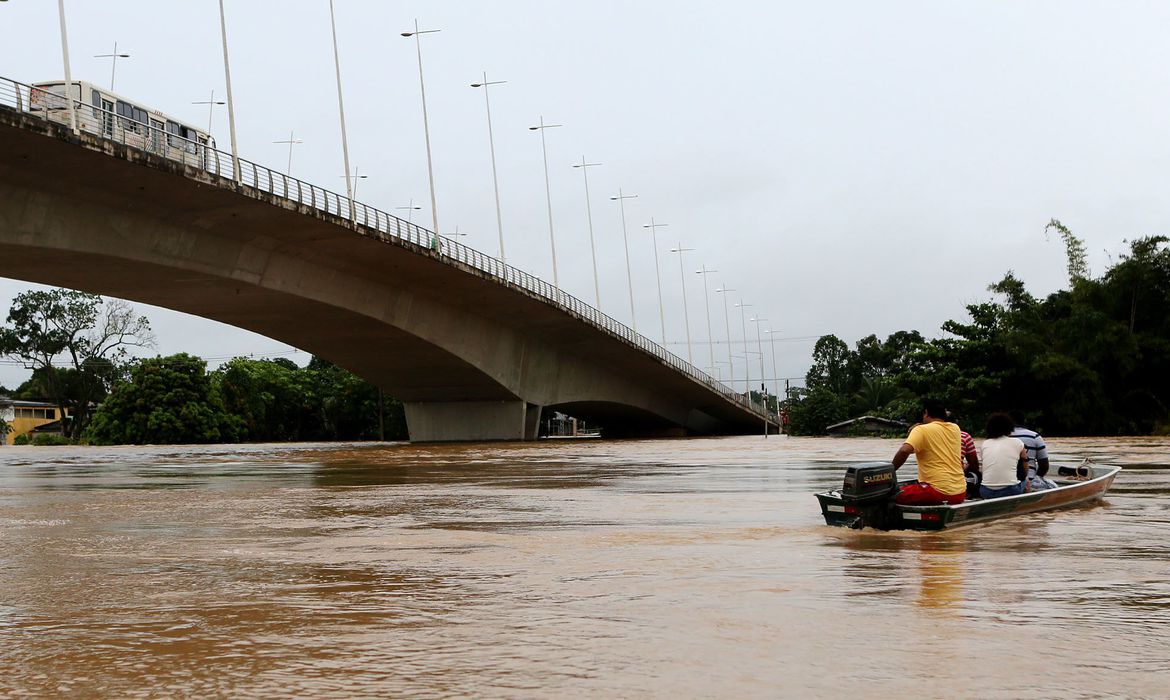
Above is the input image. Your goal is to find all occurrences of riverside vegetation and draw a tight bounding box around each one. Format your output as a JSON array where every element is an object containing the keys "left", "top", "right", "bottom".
[
  {"left": 784, "top": 221, "right": 1170, "bottom": 436},
  {"left": 0, "top": 290, "right": 407, "bottom": 444}
]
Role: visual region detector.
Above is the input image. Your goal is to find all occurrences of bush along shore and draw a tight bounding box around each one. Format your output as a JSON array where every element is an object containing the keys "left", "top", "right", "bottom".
[{"left": 784, "top": 222, "right": 1170, "bottom": 437}]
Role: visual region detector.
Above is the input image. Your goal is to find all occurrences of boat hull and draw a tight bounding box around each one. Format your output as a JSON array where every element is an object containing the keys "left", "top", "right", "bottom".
[{"left": 816, "top": 464, "right": 1121, "bottom": 531}]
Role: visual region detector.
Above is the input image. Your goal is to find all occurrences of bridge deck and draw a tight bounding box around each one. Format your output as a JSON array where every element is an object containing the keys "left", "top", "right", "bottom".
[{"left": 0, "top": 77, "right": 777, "bottom": 441}]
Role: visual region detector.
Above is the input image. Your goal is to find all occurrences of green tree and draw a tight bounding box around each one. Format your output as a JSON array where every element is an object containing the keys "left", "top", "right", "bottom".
[
  {"left": 852, "top": 376, "right": 907, "bottom": 417},
  {"left": 788, "top": 223, "right": 1170, "bottom": 436},
  {"left": 86, "top": 353, "right": 240, "bottom": 444},
  {"left": 214, "top": 357, "right": 315, "bottom": 441},
  {"left": 212, "top": 356, "right": 409, "bottom": 442},
  {"left": 784, "top": 386, "right": 849, "bottom": 435},
  {"left": 805, "top": 335, "right": 854, "bottom": 395},
  {"left": 1046, "top": 218, "right": 1090, "bottom": 285},
  {"left": 852, "top": 335, "right": 884, "bottom": 379},
  {"left": 0, "top": 290, "right": 153, "bottom": 438},
  {"left": 1102, "top": 235, "right": 1170, "bottom": 334},
  {"left": 305, "top": 357, "right": 407, "bottom": 441}
]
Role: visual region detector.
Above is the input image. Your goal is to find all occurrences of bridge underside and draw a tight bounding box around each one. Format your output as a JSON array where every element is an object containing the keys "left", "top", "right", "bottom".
[{"left": 0, "top": 108, "right": 770, "bottom": 442}]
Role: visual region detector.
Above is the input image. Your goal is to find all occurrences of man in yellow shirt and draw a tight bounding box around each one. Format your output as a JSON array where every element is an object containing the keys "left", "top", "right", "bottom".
[{"left": 890, "top": 398, "right": 968, "bottom": 505}]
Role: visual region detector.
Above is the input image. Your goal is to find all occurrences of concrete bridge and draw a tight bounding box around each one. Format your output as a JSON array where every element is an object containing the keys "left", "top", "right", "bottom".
[{"left": 0, "top": 78, "right": 775, "bottom": 441}]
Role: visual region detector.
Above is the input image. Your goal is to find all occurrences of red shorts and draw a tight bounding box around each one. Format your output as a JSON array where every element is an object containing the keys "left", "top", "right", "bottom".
[{"left": 894, "top": 482, "right": 966, "bottom": 506}]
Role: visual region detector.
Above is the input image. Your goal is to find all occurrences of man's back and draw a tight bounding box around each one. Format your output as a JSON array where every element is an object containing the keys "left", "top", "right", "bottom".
[
  {"left": 1010, "top": 425, "right": 1048, "bottom": 473},
  {"left": 906, "top": 421, "right": 966, "bottom": 495},
  {"left": 1011, "top": 424, "right": 1053, "bottom": 489}
]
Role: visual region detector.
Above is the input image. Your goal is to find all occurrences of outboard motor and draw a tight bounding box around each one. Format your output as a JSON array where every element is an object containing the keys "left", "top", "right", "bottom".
[
  {"left": 816, "top": 462, "right": 899, "bottom": 529},
  {"left": 841, "top": 462, "right": 898, "bottom": 504}
]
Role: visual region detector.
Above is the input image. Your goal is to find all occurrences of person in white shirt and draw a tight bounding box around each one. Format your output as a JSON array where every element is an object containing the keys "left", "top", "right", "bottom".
[{"left": 980, "top": 413, "right": 1030, "bottom": 499}]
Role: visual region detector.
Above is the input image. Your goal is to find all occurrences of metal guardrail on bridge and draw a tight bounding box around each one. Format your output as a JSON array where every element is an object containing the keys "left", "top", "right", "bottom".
[{"left": 0, "top": 75, "right": 777, "bottom": 423}]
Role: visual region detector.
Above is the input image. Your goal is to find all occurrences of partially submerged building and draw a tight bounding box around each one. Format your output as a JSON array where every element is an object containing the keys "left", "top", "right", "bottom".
[
  {"left": 0, "top": 397, "right": 67, "bottom": 445},
  {"left": 825, "top": 415, "right": 909, "bottom": 437}
]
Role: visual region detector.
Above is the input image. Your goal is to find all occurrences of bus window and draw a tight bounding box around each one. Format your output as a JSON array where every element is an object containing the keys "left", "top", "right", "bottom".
[
  {"left": 182, "top": 126, "right": 199, "bottom": 154},
  {"left": 150, "top": 119, "right": 165, "bottom": 152},
  {"left": 100, "top": 97, "right": 114, "bottom": 137},
  {"left": 116, "top": 101, "right": 133, "bottom": 130},
  {"left": 166, "top": 122, "right": 199, "bottom": 154},
  {"left": 116, "top": 101, "right": 148, "bottom": 132}
]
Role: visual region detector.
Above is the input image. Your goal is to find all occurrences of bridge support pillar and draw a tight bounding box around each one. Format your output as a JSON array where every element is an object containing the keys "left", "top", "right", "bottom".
[
  {"left": 403, "top": 400, "right": 542, "bottom": 442},
  {"left": 524, "top": 403, "right": 542, "bottom": 441}
]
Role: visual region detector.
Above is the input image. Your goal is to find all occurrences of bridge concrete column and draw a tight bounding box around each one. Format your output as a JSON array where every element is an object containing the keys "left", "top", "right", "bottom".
[
  {"left": 524, "top": 402, "right": 542, "bottom": 441},
  {"left": 403, "top": 400, "right": 542, "bottom": 442}
]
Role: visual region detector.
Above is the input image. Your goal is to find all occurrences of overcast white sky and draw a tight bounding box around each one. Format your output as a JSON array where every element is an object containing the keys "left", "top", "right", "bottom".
[{"left": 2, "top": 1, "right": 1168, "bottom": 393}]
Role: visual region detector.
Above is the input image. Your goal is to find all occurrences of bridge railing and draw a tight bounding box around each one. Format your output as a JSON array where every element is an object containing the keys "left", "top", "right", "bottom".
[{"left": 0, "top": 76, "right": 775, "bottom": 420}]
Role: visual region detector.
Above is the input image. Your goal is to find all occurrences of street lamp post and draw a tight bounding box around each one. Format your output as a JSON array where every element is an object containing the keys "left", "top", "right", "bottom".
[
  {"left": 751, "top": 316, "right": 770, "bottom": 437},
  {"left": 55, "top": 0, "right": 78, "bottom": 134},
  {"left": 610, "top": 189, "right": 638, "bottom": 331},
  {"left": 668, "top": 243, "right": 695, "bottom": 365},
  {"left": 735, "top": 301, "right": 753, "bottom": 400},
  {"left": 642, "top": 218, "right": 669, "bottom": 345},
  {"left": 328, "top": 0, "right": 355, "bottom": 219},
  {"left": 216, "top": 0, "right": 240, "bottom": 183},
  {"left": 441, "top": 225, "right": 468, "bottom": 243},
  {"left": 396, "top": 199, "right": 422, "bottom": 224},
  {"left": 529, "top": 117, "right": 562, "bottom": 288},
  {"left": 94, "top": 41, "right": 130, "bottom": 91},
  {"left": 193, "top": 90, "right": 225, "bottom": 135},
  {"left": 695, "top": 265, "right": 718, "bottom": 376},
  {"left": 470, "top": 73, "right": 507, "bottom": 263},
  {"left": 401, "top": 20, "right": 442, "bottom": 246},
  {"left": 765, "top": 328, "right": 782, "bottom": 407},
  {"left": 571, "top": 157, "right": 603, "bottom": 309},
  {"left": 273, "top": 130, "right": 302, "bottom": 175},
  {"left": 750, "top": 316, "right": 767, "bottom": 393},
  {"left": 340, "top": 168, "right": 368, "bottom": 198},
  {"left": 711, "top": 284, "right": 730, "bottom": 388}
]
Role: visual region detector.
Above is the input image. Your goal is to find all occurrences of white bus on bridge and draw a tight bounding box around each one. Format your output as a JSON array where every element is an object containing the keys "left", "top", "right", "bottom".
[{"left": 29, "top": 80, "right": 214, "bottom": 168}]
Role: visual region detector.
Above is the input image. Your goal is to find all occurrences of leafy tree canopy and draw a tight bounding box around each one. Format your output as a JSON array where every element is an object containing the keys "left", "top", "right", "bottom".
[
  {"left": 784, "top": 229, "right": 1170, "bottom": 436},
  {"left": 0, "top": 289, "right": 153, "bottom": 438},
  {"left": 86, "top": 353, "right": 240, "bottom": 445},
  {"left": 84, "top": 353, "right": 409, "bottom": 445}
]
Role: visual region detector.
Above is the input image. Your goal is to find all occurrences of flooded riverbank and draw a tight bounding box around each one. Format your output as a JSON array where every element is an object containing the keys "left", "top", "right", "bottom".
[{"left": 0, "top": 436, "right": 1166, "bottom": 697}]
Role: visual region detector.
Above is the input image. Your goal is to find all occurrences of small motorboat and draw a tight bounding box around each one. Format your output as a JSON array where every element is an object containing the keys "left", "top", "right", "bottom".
[{"left": 815, "top": 460, "right": 1121, "bottom": 531}]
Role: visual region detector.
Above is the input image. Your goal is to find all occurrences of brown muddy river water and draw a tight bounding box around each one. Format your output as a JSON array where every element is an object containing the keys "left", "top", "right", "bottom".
[{"left": 0, "top": 436, "right": 1167, "bottom": 698}]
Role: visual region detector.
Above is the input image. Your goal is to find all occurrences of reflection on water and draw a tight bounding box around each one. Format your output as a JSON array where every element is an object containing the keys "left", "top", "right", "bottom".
[
  {"left": 0, "top": 436, "right": 1167, "bottom": 697},
  {"left": 914, "top": 542, "right": 964, "bottom": 613}
]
